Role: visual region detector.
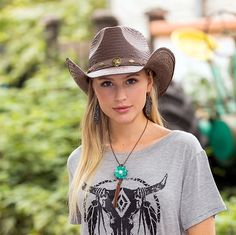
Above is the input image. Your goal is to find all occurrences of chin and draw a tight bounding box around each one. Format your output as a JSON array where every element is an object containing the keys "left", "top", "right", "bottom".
[
  {"left": 114, "top": 119, "right": 134, "bottom": 125},
  {"left": 109, "top": 114, "right": 139, "bottom": 125}
]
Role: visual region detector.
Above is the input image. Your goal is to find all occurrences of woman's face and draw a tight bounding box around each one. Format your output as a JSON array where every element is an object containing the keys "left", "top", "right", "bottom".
[{"left": 92, "top": 70, "right": 153, "bottom": 125}]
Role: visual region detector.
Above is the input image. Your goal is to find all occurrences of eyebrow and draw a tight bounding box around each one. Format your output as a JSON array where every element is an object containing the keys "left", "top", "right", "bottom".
[
  {"left": 126, "top": 72, "right": 141, "bottom": 78},
  {"left": 97, "top": 72, "right": 141, "bottom": 80}
]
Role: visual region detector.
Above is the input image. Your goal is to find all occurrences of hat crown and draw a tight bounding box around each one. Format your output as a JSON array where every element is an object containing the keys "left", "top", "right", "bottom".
[
  {"left": 89, "top": 26, "right": 151, "bottom": 68},
  {"left": 66, "top": 26, "right": 175, "bottom": 96}
]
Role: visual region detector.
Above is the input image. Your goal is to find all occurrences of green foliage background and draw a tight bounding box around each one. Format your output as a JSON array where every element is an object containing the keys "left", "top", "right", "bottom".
[
  {"left": 0, "top": 0, "right": 105, "bottom": 234},
  {"left": 0, "top": 0, "right": 235, "bottom": 234}
]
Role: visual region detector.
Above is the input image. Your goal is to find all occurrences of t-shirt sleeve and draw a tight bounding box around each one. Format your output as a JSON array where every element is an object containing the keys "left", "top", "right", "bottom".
[
  {"left": 67, "top": 147, "right": 82, "bottom": 224},
  {"left": 180, "top": 150, "right": 226, "bottom": 231}
]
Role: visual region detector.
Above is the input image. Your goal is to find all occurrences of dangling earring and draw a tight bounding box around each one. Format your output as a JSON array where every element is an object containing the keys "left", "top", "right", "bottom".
[
  {"left": 144, "top": 93, "right": 152, "bottom": 119},
  {"left": 93, "top": 103, "right": 100, "bottom": 124}
]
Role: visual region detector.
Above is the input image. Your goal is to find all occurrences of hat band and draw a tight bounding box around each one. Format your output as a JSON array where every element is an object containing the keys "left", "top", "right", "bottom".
[{"left": 87, "top": 57, "right": 147, "bottom": 73}]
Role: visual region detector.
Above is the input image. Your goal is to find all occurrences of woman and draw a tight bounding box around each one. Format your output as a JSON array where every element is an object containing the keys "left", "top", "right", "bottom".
[{"left": 66, "top": 26, "right": 226, "bottom": 235}]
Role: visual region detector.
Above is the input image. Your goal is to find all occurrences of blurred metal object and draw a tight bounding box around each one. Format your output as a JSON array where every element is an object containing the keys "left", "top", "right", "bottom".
[
  {"left": 209, "top": 115, "right": 236, "bottom": 166},
  {"left": 149, "top": 18, "right": 236, "bottom": 37},
  {"left": 145, "top": 7, "right": 168, "bottom": 51},
  {"left": 171, "top": 26, "right": 236, "bottom": 165},
  {"left": 172, "top": 28, "right": 235, "bottom": 114},
  {"left": 42, "top": 15, "right": 61, "bottom": 59},
  {"left": 171, "top": 28, "right": 217, "bottom": 61},
  {"left": 195, "top": 0, "right": 207, "bottom": 17},
  {"left": 159, "top": 81, "right": 206, "bottom": 145},
  {"left": 92, "top": 9, "right": 119, "bottom": 33},
  {"left": 145, "top": 7, "right": 168, "bottom": 21}
]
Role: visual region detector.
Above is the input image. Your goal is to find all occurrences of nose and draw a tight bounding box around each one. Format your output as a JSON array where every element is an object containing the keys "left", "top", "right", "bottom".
[{"left": 114, "top": 86, "right": 127, "bottom": 102}]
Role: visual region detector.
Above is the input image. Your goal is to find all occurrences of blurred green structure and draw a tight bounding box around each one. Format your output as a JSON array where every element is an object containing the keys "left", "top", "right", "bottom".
[{"left": 171, "top": 20, "right": 236, "bottom": 167}]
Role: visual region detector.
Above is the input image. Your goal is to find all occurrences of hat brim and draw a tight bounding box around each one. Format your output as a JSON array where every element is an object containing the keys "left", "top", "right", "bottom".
[
  {"left": 66, "top": 47, "right": 175, "bottom": 96},
  {"left": 87, "top": 65, "right": 144, "bottom": 78},
  {"left": 145, "top": 47, "right": 175, "bottom": 96}
]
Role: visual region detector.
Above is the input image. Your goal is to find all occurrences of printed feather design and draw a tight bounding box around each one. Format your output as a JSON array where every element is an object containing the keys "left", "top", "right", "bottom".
[
  {"left": 87, "top": 200, "right": 98, "bottom": 235},
  {"left": 143, "top": 201, "right": 157, "bottom": 235}
]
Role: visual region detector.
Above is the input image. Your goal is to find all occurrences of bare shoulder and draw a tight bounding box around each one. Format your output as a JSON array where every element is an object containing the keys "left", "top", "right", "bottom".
[
  {"left": 144, "top": 122, "right": 172, "bottom": 145},
  {"left": 146, "top": 122, "right": 201, "bottom": 149},
  {"left": 148, "top": 122, "right": 172, "bottom": 138},
  {"left": 67, "top": 146, "right": 82, "bottom": 173}
]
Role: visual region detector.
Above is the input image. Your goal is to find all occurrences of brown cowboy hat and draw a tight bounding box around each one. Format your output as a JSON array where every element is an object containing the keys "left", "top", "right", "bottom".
[{"left": 66, "top": 26, "right": 175, "bottom": 96}]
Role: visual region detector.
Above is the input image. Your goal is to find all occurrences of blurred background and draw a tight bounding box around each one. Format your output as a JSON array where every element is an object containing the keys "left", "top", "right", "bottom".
[{"left": 0, "top": 0, "right": 236, "bottom": 234}]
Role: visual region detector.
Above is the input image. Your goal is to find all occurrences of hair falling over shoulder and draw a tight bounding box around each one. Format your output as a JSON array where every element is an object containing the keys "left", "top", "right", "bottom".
[
  {"left": 68, "top": 72, "right": 164, "bottom": 220},
  {"left": 68, "top": 81, "right": 108, "bottom": 220},
  {"left": 146, "top": 71, "right": 163, "bottom": 125}
]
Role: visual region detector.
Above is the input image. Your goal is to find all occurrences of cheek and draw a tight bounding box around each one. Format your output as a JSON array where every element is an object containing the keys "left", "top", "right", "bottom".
[
  {"left": 94, "top": 89, "right": 113, "bottom": 110},
  {"left": 127, "top": 88, "right": 147, "bottom": 111},
  {"left": 93, "top": 83, "right": 108, "bottom": 101},
  {"left": 131, "top": 87, "right": 147, "bottom": 103}
]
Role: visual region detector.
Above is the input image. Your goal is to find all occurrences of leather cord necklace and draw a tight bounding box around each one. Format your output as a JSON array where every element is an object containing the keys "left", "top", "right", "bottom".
[{"left": 108, "top": 119, "right": 148, "bottom": 207}]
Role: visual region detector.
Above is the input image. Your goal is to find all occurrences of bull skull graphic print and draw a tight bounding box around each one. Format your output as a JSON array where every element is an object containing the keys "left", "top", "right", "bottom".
[{"left": 82, "top": 174, "right": 168, "bottom": 235}]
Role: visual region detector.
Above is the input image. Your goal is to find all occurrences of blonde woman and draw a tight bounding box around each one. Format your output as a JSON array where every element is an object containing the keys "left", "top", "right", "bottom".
[{"left": 66, "top": 26, "right": 226, "bottom": 235}]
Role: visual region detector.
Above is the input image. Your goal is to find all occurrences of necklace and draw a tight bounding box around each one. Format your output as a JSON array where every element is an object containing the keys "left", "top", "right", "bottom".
[{"left": 108, "top": 119, "right": 148, "bottom": 207}]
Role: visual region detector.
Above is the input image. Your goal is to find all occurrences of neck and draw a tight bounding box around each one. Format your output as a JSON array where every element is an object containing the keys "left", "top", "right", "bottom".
[{"left": 108, "top": 116, "right": 148, "bottom": 150}]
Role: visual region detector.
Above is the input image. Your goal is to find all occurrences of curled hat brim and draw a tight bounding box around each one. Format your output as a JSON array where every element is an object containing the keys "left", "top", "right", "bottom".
[{"left": 66, "top": 47, "right": 175, "bottom": 96}]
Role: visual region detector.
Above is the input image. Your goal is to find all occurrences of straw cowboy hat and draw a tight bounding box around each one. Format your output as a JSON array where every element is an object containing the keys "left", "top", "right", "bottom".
[{"left": 66, "top": 26, "right": 175, "bottom": 96}]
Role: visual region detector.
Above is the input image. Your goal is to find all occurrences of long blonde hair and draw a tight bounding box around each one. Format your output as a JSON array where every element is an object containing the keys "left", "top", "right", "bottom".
[{"left": 68, "top": 71, "right": 164, "bottom": 220}]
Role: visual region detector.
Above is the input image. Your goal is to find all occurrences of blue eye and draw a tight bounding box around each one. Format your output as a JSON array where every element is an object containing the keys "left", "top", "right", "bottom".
[
  {"left": 126, "top": 78, "right": 137, "bottom": 85},
  {"left": 101, "top": 81, "right": 113, "bottom": 87}
]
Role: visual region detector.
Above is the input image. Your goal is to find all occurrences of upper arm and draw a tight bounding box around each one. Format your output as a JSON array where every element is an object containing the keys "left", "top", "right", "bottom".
[
  {"left": 67, "top": 146, "right": 82, "bottom": 224},
  {"left": 67, "top": 146, "right": 81, "bottom": 183},
  {"left": 180, "top": 150, "right": 226, "bottom": 230},
  {"left": 187, "top": 216, "right": 215, "bottom": 235}
]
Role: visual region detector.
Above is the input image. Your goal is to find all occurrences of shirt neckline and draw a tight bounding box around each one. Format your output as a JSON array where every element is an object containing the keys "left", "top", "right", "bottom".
[{"left": 104, "top": 129, "right": 181, "bottom": 158}]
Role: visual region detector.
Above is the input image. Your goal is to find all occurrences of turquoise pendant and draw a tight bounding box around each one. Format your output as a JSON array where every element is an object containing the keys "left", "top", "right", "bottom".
[{"left": 114, "top": 165, "right": 128, "bottom": 179}]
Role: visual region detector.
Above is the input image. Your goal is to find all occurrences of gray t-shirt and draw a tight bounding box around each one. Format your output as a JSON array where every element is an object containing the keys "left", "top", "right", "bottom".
[{"left": 67, "top": 130, "right": 226, "bottom": 235}]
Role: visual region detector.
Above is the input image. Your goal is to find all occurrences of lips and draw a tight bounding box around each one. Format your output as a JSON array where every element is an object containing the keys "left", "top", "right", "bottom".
[{"left": 113, "top": 105, "right": 132, "bottom": 113}]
